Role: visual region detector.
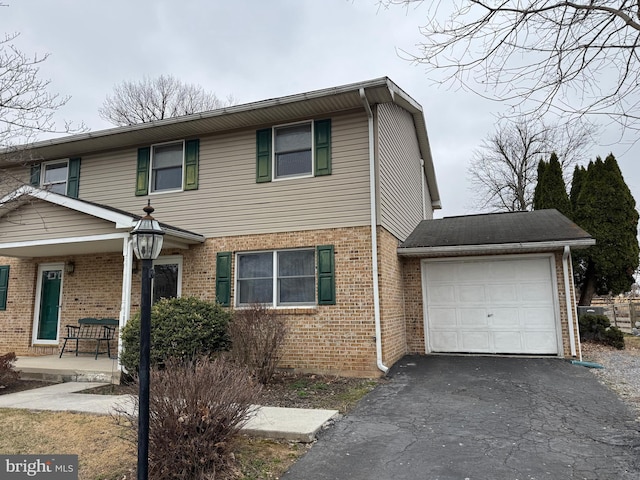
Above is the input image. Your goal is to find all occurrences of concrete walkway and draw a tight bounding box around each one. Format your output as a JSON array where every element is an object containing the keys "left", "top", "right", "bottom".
[{"left": 0, "top": 382, "right": 338, "bottom": 443}]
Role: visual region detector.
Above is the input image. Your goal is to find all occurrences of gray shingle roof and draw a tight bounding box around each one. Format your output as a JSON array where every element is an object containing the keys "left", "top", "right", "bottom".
[{"left": 400, "top": 209, "right": 593, "bottom": 249}]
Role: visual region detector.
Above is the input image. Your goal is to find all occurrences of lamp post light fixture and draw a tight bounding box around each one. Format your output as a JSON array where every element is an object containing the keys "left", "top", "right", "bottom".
[{"left": 130, "top": 201, "right": 165, "bottom": 480}]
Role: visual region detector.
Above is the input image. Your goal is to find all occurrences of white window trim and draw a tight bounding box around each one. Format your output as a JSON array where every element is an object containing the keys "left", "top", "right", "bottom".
[
  {"left": 41, "top": 159, "right": 69, "bottom": 193},
  {"left": 272, "top": 120, "right": 314, "bottom": 182},
  {"left": 152, "top": 255, "right": 183, "bottom": 300},
  {"left": 149, "top": 140, "right": 185, "bottom": 194},
  {"left": 234, "top": 248, "right": 316, "bottom": 308}
]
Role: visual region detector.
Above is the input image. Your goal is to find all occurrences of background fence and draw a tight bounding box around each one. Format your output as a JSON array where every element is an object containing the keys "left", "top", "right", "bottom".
[{"left": 589, "top": 298, "right": 640, "bottom": 333}]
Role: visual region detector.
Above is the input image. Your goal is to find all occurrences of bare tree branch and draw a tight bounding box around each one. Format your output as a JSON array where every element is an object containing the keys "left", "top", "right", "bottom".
[
  {"left": 384, "top": 1, "right": 640, "bottom": 131},
  {"left": 99, "top": 75, "right": 236, "bottom": 126},
  {"left": 468, "top": 115, "right": 595, "bottom": 211}
]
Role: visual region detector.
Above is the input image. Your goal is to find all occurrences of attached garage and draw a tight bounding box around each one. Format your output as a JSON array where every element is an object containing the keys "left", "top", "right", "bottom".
[
  {"left": 423, "top": 255, "right": 560, "bottom": 354},
  {"left": 399, "top": 210, "right": 595, "bottom": 358}
]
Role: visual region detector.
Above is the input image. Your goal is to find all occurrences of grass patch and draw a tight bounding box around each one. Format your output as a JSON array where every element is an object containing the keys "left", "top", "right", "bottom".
[
  {"left": 0, "top": 409, "right": 135, "bottom": 480},
  {"left": 625, "top": 335, "right": 640, "bottom": 350}
]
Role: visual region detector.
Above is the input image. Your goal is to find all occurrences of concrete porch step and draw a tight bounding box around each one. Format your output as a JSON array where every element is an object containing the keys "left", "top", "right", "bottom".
[{"left": 16, "top": 355, "right": 121, "bottom": 384}]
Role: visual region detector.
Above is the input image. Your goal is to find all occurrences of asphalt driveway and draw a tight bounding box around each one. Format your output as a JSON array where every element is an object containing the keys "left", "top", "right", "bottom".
[{"left": 282, "top": 355, "right": 640, "bottom": 480}]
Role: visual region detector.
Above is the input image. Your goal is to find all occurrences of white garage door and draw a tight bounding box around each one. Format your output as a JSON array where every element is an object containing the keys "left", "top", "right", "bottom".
[{"left": 423, "top": 256, "right": 559, "bottom": 355}]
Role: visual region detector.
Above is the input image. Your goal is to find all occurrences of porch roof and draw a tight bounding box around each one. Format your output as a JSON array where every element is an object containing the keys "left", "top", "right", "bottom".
[{"left": 0, "top": 186, "right": 205, "bottom": 258}]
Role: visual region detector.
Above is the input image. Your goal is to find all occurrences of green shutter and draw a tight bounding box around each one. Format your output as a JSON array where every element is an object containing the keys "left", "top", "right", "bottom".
[
  {"left": 136, "top": 147, "right": 150, "bottom": 196},
  {"left": 0, "top": 265, "right": 9, "bottom": 311},
  {"left": 317, "top": 245, "right": 335, "bottom": 305},
  {"left": 314, "top": 119, "right": 331, "bottom": 176},
  {"left": 184, "top": 139, "right": 199, "bottom": 191},
  {"left": 66, "top": 157, "right": 81, "bottom": 198},
  {"left": 256, "top": 128, "right": 272, "bottom": 183},
  {"left": 216, "top": 252, "right": 232, "bottom": 307},
  {"left": 30, "top": 164, "right": 41, "bottom": 187}
]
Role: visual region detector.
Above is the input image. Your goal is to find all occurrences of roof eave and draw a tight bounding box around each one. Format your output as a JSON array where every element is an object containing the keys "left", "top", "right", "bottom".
[{"left": 397, "top": 239, "right": 596, "bottom": 257}]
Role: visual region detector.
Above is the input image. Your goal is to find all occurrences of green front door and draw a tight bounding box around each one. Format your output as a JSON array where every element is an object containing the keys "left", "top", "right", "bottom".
[{"left": 37, "top": 269, "right": 62, "bottom": 341}]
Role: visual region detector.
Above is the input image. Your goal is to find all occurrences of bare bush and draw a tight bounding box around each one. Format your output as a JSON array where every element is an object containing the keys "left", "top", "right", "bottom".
[
  {"left": 0, "top": 352, "right": 20, "bottom": 388},
  {"left": 229, "top": 304, "right": 288, "bottom": 384},
  {"left": 115, "top": 356, "right": 261, "bottom": 480}
]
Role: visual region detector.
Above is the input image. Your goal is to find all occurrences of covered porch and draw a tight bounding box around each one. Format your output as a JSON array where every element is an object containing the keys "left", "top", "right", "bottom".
[{"left": 0, "top": 187, "right": 205, "bottom": 369}]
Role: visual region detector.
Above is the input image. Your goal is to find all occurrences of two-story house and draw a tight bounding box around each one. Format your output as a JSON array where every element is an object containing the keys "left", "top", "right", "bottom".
[{"left": 0, "top": 78, "right": 592, "bottom": 377}]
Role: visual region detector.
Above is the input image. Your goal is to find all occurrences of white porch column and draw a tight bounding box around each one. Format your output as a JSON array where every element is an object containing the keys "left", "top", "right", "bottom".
[{"left": 118, "top": 236, "right": 134, "bottom": 366}]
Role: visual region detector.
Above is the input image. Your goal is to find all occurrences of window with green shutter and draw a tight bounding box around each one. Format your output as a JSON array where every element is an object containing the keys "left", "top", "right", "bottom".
[
  {"left": 136, "top": 147, "right": 150, "bottom": 196},
  {"left": 216, "top": 252, "right": 232, "bottom": 307},
  {"left": 317, "top": 245, "right": 335, "bottom": 305},
  {"left": 256, "top": 128, "right": 272, "bottom": 183},
  {"left": 30, "top": 164, "right": 41, "bottom": 187},
  {"left": 136, "top": 139, "right": 199, "bottom": 195},
  {"left": 66, "top": 157, "right": 81, "bottom": 198},
  {"left": 256, "top": 119, "right": 331, "bottom": 182},
  {"left": 0, "top": 265, "right": 9, "bottom": 311}
]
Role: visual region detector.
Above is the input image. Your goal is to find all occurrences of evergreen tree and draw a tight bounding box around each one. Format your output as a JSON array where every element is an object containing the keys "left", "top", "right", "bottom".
[
  {"left": 532, "top": 159, "right": 547, "bottom": 211},
  {"left": 572, "top": 154, "right": 639, "bottom": 305},
  {"left": 533, "top": 153, "right": 571, "bottom": 217},
  {"left": 570, "top": 165, "right": 587, "bottom": 214}
]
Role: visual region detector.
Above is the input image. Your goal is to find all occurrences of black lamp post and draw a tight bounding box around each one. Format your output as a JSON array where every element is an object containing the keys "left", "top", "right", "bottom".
[{"left": 131, "top": 201, "right": 164, "bottom": 480}]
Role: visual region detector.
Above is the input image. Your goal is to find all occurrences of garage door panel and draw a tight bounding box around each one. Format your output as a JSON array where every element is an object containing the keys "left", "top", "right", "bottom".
[
  {"left": 487, "top": 284, "right": 518, "bottom": 303},
  {"left": 461, "top": 332, "right": 490, "bottom": 351},
  {"left": 519, "top": 283, "right": 553, "bottom": 302},
  {"left": 493, "top": 331, "right": 523, "bottom": 352},
  {"left": 428, "top": 285, "right": 456, "bottom": 304},
  {"left": 523, "top": 332, "right": 558, "bottom": 353},
  {"left": 428, "top": 308, "right": 457, "bottom": 327},
  {"left": 488, "top": 309, "right": 520, "bottom": 327},
  {"left": 424, "top": 257, "right": 559, "bottom": 355},
  {"left": 460, "top": 309, "right": 488, "bottom": 327},
  {"left": 457, "top": 285, "right": 486, "bottom": 303},
  {"left": 524, "top": 308, "right": 556, "bottom": 328},
  {"left": 430, "top": 331, "right": 460, "bottom": 351}
]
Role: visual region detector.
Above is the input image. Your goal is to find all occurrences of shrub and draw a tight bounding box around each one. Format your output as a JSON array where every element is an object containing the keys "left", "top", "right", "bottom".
[
  {"left": 120, "top": 296, "right": 231, "bottom": 372},
  {"left": 578, "top": 314, "right": 625, "bottom": 350},
  {"left": 229, "top": 304, "right": 288, "bottom": 384},
  {"left": 116, "top": 356, "right": 261, "bottom": 480},
  {"left": 0, "top": 352, "right": 20, "bottom": 389}
]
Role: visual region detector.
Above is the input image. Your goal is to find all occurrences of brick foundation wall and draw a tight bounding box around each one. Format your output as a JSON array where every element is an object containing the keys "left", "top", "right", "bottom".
[
  {"left": 0, "top": 227, "right": 388, "bottom": 376},
  {"left": 377, "top": 228, "right": 408, "bottom": 368},
  {"left": 177, "top": 226, "right": 381, "bottom": 376}
]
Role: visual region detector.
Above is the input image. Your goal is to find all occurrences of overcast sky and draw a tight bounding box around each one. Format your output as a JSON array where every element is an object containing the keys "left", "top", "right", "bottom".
[{"left": 4, "top": 1, "right": 639, "bottom": 219}]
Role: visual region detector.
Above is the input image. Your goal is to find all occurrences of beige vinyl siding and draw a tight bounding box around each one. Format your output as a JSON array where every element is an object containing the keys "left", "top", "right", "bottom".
[
  {"left": 0, "top": 200, "right": 119, "bottom": 242},
  {"left": 377, "top": 103, "right": 432, "bottom": 241},
  {"left": 0, "top": 165, "right": 30, "bottom": 198},
  {"left": 78, "top": 111, "right": 371, "bottom": 237}
]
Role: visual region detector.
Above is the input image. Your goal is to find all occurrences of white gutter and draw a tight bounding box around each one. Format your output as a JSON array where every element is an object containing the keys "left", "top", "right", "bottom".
[
  {"left": 563, "top": 246, "right": 577, "bottom": 357},
  {"left": 398, "top": 239, "right": 596, "bottom": 257},
  {"left": 359, "top": 87, "right": 388, "bottom": 374}
]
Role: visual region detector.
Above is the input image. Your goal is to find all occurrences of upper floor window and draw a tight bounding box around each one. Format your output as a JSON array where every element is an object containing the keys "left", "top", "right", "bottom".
[
  {"left": 42, "top": 161, "right": 69, "bottom": 194},
  {"left": 151, "top": 141, "right": 184, "bottom": 192},
  {"left": 256, "top": 119, "right": 331, "bottom": 183},
  {"left": 30, "top": 158, "right": 81, "bottom": 198},
  {"left": 274, "top": 123, "right": 312, "bottom": 179},
  {"left": 136, "top": 139, "right": 199, "bottom": 196}
]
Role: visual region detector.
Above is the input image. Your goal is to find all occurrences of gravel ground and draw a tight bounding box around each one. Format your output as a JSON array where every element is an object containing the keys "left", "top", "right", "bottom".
[{"left": 580, "top": 339, "right": 640, "bottom": 418}]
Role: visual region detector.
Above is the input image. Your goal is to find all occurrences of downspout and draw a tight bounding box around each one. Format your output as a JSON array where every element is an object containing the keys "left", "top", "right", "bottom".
[
  {"left": 359, "top": 87, "right": 388, "bottom": 374},
  {"left": 420, "top": 159, "right": 427, "bottom": 220},
  {"left": 563, "top": 246, "right": 578, "bottom": 358}
]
